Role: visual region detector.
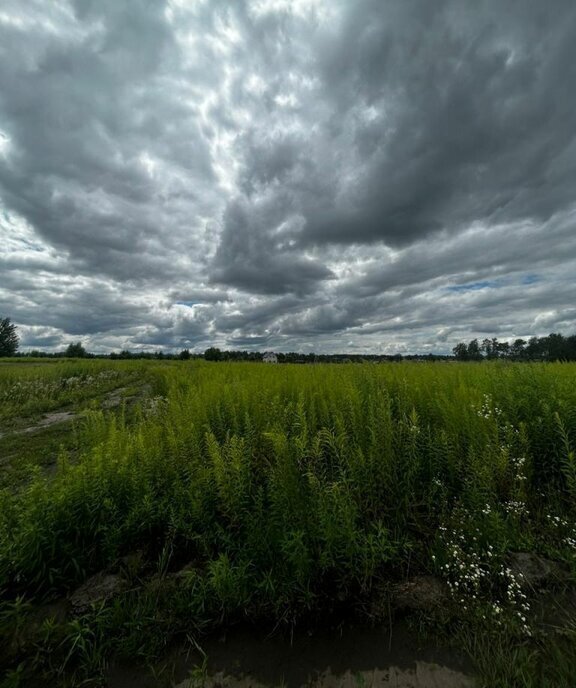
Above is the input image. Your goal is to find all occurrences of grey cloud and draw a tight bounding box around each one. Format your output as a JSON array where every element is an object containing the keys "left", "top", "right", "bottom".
[
  {"left": 226, "top": 334, "right": 271, "bottom": 348},
  {"left": 19, "top": 325, "right": 65, "bottom": 349},
  {"left": 169, "top": 288, "right": 231, "bottom": 305},
  {"left": 2, "top": 0, "right": 576, "bottom": 354},
  {"left": 281, "top": 304, "right": 363, "bottom": 336},
  {"left": 0, "top": 0, "right": 217, "bottom": 284},
  {"left": 0, "top": 263, "right": 153, "bottom": 339},
  {"left": 346, "top": 209, "right": 576, "bottom": 298},
  {"left": 214, "top": 294, "right": 308, "bottom": 333},
  {"left": 22, "top": 285, "right": 149, "bottom": 335},
  {"left": 128, "top": 304, "right": 214, "bottom": 348},
  {"left": 219, "top": 0, "right": 576, "bottom": 254},
  {"left": 211, "top": 196, "right": 334, "bottom": 294}
]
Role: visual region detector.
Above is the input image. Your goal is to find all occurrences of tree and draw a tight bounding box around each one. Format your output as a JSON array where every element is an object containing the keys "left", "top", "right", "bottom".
[
  {"left": 567, "top": 335, "right": 576, "bottom": 361},
  {"left": 481, "top": 337, "right": 500, "bottom": 359},
  {"left": 204, "top": 347, "right": 222, "bottom": 361},
  {"left": 0, "top": 317, "right": 19, "bottom": 356},
  {"left": 452, "top": 342, "right": 469, "bottom": 361},
  {"left": 547, "top": 332, "right": 569, "bottom": 361},
  {"left": 65, "top": 341, "right": 87, "bottom": 358},
  {"left": 179, "top": 349, "right": 191, "bottom": 360},
  {"left": 496, "top": 340, "right": 510, "bottom": 359},
  {"left": 467, "top": 338, "right": 483, "bottom": 361},
  {"left": 510, "top": 339, "right": 527, "bottom": 360},
  {"left": 526, "top": 336, "right": 545, "bottom": 360}
]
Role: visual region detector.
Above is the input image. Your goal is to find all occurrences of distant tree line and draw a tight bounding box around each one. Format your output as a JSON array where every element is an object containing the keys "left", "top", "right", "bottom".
[
  {"left": 202, "top": 347, "right": 450, "bottom": 363},
  {"left": 452, "top": 333, "right": 576, "bottom": 362},
  {"left": 14, "top": 343, "right": 449, "bottom": 363},
  {"left": 22, "top": 346, "right": 201, "bottom": 361}
]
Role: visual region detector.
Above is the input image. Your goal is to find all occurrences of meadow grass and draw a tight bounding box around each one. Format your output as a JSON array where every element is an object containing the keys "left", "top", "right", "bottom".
[
  {"left": 0, "top": 359, "right": 151, "bottom": 426},
  {"left": 0, "top": 360, "right": 575, "bottom": 686}
]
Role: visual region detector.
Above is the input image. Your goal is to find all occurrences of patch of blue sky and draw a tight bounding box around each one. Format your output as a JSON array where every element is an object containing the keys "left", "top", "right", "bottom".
[
  {"left": 446, "top": 280, "right": 503, "bottom": 292},
  {"left": 521, "top": 273, "right": 540, "bottom": 285},
  {"left": 18, "top": 239, "right": 45, "bottom": 252}
]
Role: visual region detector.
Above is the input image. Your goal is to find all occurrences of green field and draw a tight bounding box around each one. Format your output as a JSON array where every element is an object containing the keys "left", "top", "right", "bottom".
[{"left": 1, "top": 360, "right": 575, "bottom": 686}]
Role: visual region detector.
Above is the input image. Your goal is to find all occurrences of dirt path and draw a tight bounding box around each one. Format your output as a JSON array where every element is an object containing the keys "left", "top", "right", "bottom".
[
  {"left": 0, "top": 384, "right": 153, "bottom": 481},
  {"left": 0, "top": 410, "right": 76, "bottom": 440},
  {"left": 0, "top": 382, "right": 153, "bottom": 441}
]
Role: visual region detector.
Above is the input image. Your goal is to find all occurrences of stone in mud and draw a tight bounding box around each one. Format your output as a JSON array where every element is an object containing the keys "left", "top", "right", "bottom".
[
  {"left": 69, "top": 572, "right": 126, "bottom": 614},
  {"left": 508, "top": 552, "right": 559, "bottom": 589},
  {"left": 392, "top": 576, "right": 449, "bottom": 613}
]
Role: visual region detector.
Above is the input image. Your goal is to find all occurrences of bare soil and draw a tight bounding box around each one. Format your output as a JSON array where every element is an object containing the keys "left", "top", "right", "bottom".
[{"left": 0, "top": 410, "right": 75, "bottom": 440}]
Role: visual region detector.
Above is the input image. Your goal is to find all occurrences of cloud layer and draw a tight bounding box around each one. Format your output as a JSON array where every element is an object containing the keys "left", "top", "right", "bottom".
[{"left": 1, "top": 0, "right": 576, "bottom": 353}]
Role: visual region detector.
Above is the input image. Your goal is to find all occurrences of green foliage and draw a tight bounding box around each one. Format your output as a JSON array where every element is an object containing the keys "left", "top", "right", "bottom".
[
  {"left": 203, "top": 347, "right": 222, "bottom": 361},
  {"left": 0, "top": 359, "right": 149, "bottom": 425},
  {"left": 0, "top": 317, "right": 19, "bottom": 357},
  {"left": 452, "top": 332, "right": 576, "bottom": 362},
  {"left": 1, "top": 361, "right": 576, "bottom": 683},
  {"left": 64, "top": 342, "right": 87, "bottom": 358}
]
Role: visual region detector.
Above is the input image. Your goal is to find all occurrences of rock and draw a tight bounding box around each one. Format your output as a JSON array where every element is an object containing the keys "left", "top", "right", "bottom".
[
  {"left": 69, "top": 572, "right": 126, "bottom": 614},
  {"left": 392, "top": 576, "right": 449, "bottom": 613},
  {"left": 508, "top": 552, "right": 559, "bottom": 589}
]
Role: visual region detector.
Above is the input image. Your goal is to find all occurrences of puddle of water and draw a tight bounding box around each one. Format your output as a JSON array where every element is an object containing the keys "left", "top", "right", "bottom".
[
  {"left": 107, "top": 622, "right": 475, "bottom": 688},
  {"left": 174, "top": 662, "right": 473, "bottom": 687}
]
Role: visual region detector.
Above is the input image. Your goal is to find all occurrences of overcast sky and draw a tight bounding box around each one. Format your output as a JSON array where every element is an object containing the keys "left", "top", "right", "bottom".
[{"left": 1, "top": 0, "right": 576, "bottom": 355}]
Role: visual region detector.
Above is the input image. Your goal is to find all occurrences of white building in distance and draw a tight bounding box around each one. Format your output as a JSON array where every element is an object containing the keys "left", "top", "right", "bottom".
[{"left": 263, "top": 351, "right": 278, "bottom": 363}]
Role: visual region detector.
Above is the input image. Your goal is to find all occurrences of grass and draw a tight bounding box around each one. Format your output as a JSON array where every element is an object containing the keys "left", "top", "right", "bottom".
[
  {"left": 0, "top": 359, "right": 575, "bottom": 686},
  {"left": 461, "top": 622, "right": 576, "bottom": 687},
  {"left": 0, "top": 359, "right": 153, "bottom": 427},
  {"left": 0, "top": 422, "right": 79, "bottom": 489}
]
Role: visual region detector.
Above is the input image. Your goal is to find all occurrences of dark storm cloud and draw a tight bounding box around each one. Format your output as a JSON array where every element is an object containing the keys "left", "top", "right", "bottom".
[
  {"left": 19, "top": 329, "right": 64, "bottom": 349},
  {"left": 0, "top": 0, "right": 217, "bottom": 284},
  {"left": 212, "top": 196, "right": 334, "bottom": 294},
  {"left": 1, "top": 0, "right": 576, "bottom": 353},
  {"left": 214, "top": 294, "right": 309, "bottom": 333},
  {"left": 0, "top": 277, "right": 148, "bottom": 335},
  {"left": 226, "top": 0, "right": 576, "bottom": 252}
]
